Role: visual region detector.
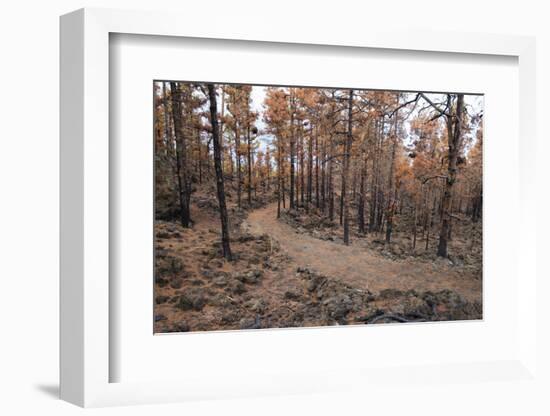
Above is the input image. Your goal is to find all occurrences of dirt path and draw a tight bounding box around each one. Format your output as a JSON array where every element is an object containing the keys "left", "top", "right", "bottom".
[{"left": 243, "top": 203, "right": 482, "bottom": 303}]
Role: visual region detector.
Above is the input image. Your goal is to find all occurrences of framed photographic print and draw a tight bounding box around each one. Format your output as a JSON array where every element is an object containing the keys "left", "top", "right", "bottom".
[
  {"left": 151, "top": 80, "right": 484, "bottom": 334},
  {"left": 60, "top": 7, "right": 539, "bottom": 408}
]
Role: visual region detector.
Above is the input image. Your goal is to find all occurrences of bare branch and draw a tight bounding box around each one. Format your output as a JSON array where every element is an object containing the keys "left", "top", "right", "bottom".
[
  {"left": 419, "top": 93, "right": 451, "bottom": 117},
  {"left": 387, "top": 93, "right": 421, "bottom": 118}
]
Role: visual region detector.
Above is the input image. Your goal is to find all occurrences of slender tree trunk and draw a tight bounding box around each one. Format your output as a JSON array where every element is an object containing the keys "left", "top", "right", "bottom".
[
  {"left": 339, "top": 188, "right": 344, "bottom": 226},
  {"left": 207, "top": 84, "right": 232, "bottom": 260},
  {"left": 413, "top": 192, "right": 418, "bottom": 250},
  {"left": 342, "top": 89, "right": 354, "bottom": 245},
  {"left": 320, "top": 135, "right": 326, "bottom": 210},
  {"left": 358, "top": 145, "right": 367, "bottom": 234},
  {"left": 228, "top": 140, "right": 234, "bottom": 179},
  {"left": 220, "top": 88, "right": 225, "bottom": 173},
  {"left": 282, "top": 175, "right": 286, "bottom": 209},
  {"left": 385, "top": 107, "right": 399, "bottom": 244},
  {"left": 425, "top": 187, "right": 432, "bottom": 250},
  {"left": 358, "top": 168, "right": 365, "bottom": 234},
  {"left": 247, "top": 123, "right": 252, "bottom": 207},
  {"left": 300, "top": 128, "right": 305, "bottom": 207},
  {"left": 201, "top": 131, "right": 208, "bottom": 183},
  {"left": 161, "top": 82, "right": 171, "bottom": 148},
  {"left": 307, "top": 126, "right": 313, "bottom": 212},
  {"left": 161, "top": 82, "right": 176, "bottom": 206},
  {"left": 328, "top": 134, "right": 335, "bottom": 221},
  {"left": 369, "top": 153, "right": 377, "bottom": 233},
  {"left": 315, "top": 132, "right": 320, "bottom": 208},
  {"left": 369, "top": 118, "right": 381, "bottom": 233},
  {"left": 169, "top": 82, "right": 191, "bottom": 227},
  {"left": 437, "top": 94, "right": 464, "bottom": 257},
  {"left": 289, "top": 96, "right": 296, "bottom": 210},
  {"left": 277, "top": 136, "right": 282, "bottom": 218},
  {"left": 235, "top": 121, "right": 242, "bottom": 209}
]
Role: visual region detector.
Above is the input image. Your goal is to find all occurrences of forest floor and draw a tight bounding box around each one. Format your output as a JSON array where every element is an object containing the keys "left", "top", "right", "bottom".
[
  {"left": 154, "top": 194, "right": 482, "bottom": 333},
  {"left": 244, "top": 203, "right": 482, "bottom": 302}
]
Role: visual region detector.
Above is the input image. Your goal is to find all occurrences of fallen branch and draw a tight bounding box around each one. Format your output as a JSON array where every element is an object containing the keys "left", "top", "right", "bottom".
[
  {"left": 368, "top": 313, "right": 428, "bottom": 324},
  {"left": 369, "top": 314, "right": 410, "bottom": 323}
]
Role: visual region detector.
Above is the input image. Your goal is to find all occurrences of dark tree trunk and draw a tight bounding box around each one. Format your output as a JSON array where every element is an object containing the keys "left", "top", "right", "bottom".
[
  {"left": 368, "top": 157, "right": 377, "bottom": 232},
  {"left": 289, "top": 96, "right": 296, "bottom": 210},
  {"left": 235, "top": 121, "right": 242, "bottom": 210},
  {"left": 207, "top": 84, "right": 232, "bottom": 260},
  {"left": 320, "top": 135, "right": 326, "bottom": 210},
  {"left": 247, "top": 123, "right": 252, "bottom": 207},
  {"left": 339, "top": 188, "right": 344, "bottom": 226},
  {"left": 300, "top": 128, "right": 305, "bottom": 207},
  {"left": 201, "top": 131, "right": 208, "bottom": 183},
  {"left": 413, "top": 192, "right": 418, "bottom": 250},
  {"left": 369, "top": 118, "right": 381, "bottom": 233},
  {"left": 437, "top": 94, "right": 464, "bottom": 257},
  {"left": 342, "top": 89, "right": 354, "bottom": 245},
  {"left": 385, "top": 106, "right": 399, "bottom": 244},
  {"left": 161, "top": 82, "right": 176, "bottom": 205},
  {"left": 277, "top": 134, "right": 283, "bottom": 218},
  {"left": 169, "top": 82, "right": 191, "bottom": 227},
  {"left": 315, "top": 132, "right": 320, "bottom": 208},
  {"left": 219, "top": 88, "right": 225, "bottom": 173},
  {"left": 328, "top": 134, "right": 335, "bottom": 221},
  {"left": 358, "top": 145, "right": 367, "bottom": 234},
  {"left": 472, "top": 186, "right": 482, "bottom": 222},
  {"left": 307, "top": 126, "right": 313, "bottom": 212}
]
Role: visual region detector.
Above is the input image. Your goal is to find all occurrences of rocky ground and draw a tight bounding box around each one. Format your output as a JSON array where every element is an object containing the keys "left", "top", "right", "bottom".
[{"left": 154, "top": 194, "right": 482, "bottom": 333}]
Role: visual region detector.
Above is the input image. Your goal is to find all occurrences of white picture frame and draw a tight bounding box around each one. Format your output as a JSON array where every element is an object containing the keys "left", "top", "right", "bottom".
[{"left": 60, "top": 7, "right": 538, "bottom": 408}]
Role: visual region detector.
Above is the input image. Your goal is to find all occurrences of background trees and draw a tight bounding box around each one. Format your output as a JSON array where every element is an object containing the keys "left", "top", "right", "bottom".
[{"left": 155, "top": 82, "right": 483, "bottom": 259}]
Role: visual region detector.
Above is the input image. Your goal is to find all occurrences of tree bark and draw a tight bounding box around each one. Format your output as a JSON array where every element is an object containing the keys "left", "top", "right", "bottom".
[
  {"left": 385, "top": 106, "right": 399, "bottom": 244},
  {"left": 169, "top": 82, "right": 191, "bottom": 227},
  {"left": 289, "top": 94, "right": 296, "bottom": 210},
  {"left": 300, "top": 127, "right": 305, "bottom": 207},
  {"left": 437, "top": 94, "right": 464, "bottom": 257},
  {"left": 247, "top": 122, "right": 252, "bottom": 207},
  {"left": 358, "top": 142, "right": 367, "bottom": 234},
  {"left": 277, "top": 133, "right": 283, "bottom": 218},
  {"left": 315, "top": 131, "right": 320, "bottom": 208},
  {"left": 207, "top": 84, "right": 232, "bottom": 260},
  {"left": 342, "top": 89, "right": 354, "bottom": 245},
  {"left": 307, "top": 125, "right": 313, "bottom": 212},
  {"left": 328, "top": 134, "right": 335, "bottom": 221},
  {"left": 219, "top": 88, "right": 225, "bottom": 173}
]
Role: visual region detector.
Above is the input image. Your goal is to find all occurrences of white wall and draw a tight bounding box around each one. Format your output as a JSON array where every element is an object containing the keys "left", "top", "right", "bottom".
[{"left": 1, "top": 1, "right": 548, "bottom": 415}]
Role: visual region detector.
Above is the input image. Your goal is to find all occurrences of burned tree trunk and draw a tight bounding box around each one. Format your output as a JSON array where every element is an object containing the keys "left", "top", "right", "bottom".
[
  {"left": 437, "top": 94, "right": 464, "bottom": 257},
  {"left": 247, "top": 122, "right": 252, "bottom": 207},
  {"left": 328, "top": 134, "right": 335, "bottom": 221},
  {"left": 235, "top": 121, "right": 242, "bottom": 210},
  {"left": 307, "top": 125, "right": 313, "bottom": 212},
  {"left": 385, "top": 107, "right": 399, "bottom": 244},
  {"left": 342, "top": 89, "right": 354, "bottom": 245},
  {"left": 289, "top": 95, "right": 296, "bottom": 210},
  {"left": 277, "top": 137, "right": 282, "bottom": 219},
  {"left": 320, "top": 135, "right": 326, "bottom": 210},
  {"left": 300, "top": 128, "right": 305, "bottom": 207},
  {"left": 315, "top": 132, "right": 320, "bottom": 208},
  {"left": 169, "top": 82, "right": 191, "bottom": 227},
  {"left": 358, "top": 144, "right": 367, "bottom": 234},
  {"left": 207, "top": 84, "right": 232, "bottom": 260}
]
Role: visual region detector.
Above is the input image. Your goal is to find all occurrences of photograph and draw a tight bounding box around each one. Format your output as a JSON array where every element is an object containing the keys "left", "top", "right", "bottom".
[{"left": 153, "top": 81, "right": 483, "bottom": 333}]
